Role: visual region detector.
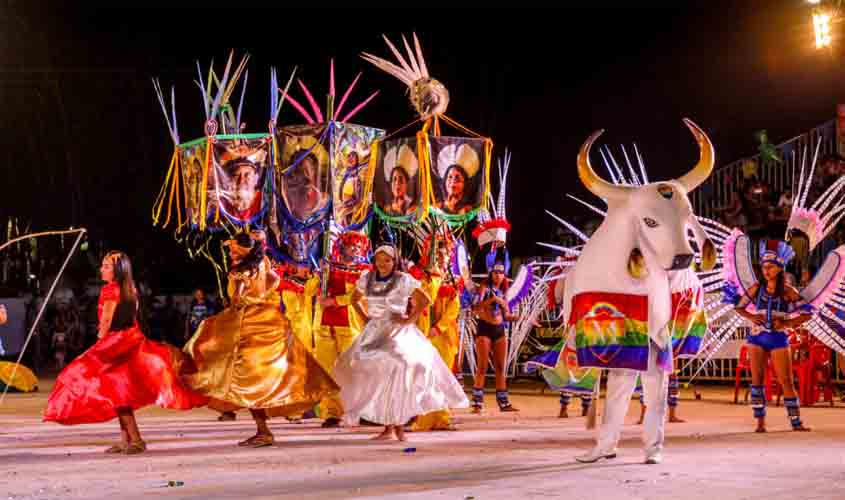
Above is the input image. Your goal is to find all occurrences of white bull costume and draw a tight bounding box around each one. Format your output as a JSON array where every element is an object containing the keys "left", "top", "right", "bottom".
[{"left": 565, "top": 119, "right": 716, "bottom": 465}]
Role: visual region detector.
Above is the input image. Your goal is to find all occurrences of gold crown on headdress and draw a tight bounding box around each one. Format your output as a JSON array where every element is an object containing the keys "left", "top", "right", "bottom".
[
  {"left": 383, "top": 143, "right": 419, "bottom": 182},
  {"left": 436, "top": 143, "right": 480, "bottom": 180}
]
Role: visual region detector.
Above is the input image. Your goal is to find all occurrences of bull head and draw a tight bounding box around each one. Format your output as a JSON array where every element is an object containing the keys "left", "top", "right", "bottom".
[{"left": 577, "top": 119, "right": 717, "bottom": 277}]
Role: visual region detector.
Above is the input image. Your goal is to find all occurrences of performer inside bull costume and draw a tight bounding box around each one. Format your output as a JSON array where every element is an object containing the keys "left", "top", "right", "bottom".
[{"left": 563, "top": 119, "right": 717, "bottom": 465}]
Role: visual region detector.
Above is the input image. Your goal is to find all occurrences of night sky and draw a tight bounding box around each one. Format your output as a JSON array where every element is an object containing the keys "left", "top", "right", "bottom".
[{"left": 2, "top": 2, "right": 844, "bottom": 290}]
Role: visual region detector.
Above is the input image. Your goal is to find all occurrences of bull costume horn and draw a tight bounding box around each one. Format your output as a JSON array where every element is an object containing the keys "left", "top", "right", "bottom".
[
  {"left": 675, "top": 118, "right": 715, "bottom": 192},
  {"left": 577, "top": 130, "right": 635, "bottom": 201},
  {"left": 577, "top": 118, "right": 715, "bottom": 198}
]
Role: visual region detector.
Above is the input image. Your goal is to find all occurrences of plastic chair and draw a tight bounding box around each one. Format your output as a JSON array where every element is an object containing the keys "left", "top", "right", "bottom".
[
  {"left": 734, "top": 344, "right": 751, "bottom": 404},
  {"left": 798, "top": 341, "right": 835, "bottom": 406}
]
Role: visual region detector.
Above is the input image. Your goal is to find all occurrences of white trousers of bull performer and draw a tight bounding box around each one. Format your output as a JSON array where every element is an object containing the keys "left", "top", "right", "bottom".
[{"left": 596, "top": 346, "right": 669, "bottom": 458}]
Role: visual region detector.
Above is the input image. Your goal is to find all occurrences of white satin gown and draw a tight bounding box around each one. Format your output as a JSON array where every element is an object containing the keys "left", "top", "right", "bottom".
[{"left": 334, "top": 271, "right": 469, "bottom": 426}]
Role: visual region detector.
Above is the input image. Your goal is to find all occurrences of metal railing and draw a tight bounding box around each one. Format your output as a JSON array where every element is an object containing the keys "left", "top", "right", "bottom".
[{"left": 691, "top": 120, "right": 837, "bottom": 221}]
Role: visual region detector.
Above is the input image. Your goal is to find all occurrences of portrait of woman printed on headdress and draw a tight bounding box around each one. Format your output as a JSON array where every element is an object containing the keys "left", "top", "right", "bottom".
[
  {"left": 380, "top": 143, "right": 419, "bottom": 217},
  {"left": 435, "top": 143, "right": 480, "bottom": 216}
]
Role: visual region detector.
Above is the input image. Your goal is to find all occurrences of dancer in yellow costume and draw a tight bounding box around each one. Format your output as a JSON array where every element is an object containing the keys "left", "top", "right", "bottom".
[
  {"left": 410, "top": 230, "right": 462, "bottom": 431},
  {"left": 278, "top": 264, "right": 319, "bottom": 351},
  {"left": 276, "top": 227, "right": 323, "bottom": 352},
  {"left": 182, "top": 231, "right": 339, "bottom": 447},
  {"left": 313, "top": 231, "right": 371, "bottom": 427}
]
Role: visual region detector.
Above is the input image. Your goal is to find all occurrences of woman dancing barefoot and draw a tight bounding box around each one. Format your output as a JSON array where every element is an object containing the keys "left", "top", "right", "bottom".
[{"left": 334, "top": 245, "right": 468, "bottom": 441}]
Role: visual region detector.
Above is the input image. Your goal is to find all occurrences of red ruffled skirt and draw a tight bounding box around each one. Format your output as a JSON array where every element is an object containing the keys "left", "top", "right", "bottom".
[{"left": 44, "top": 326, "right": 208, "bottom": 425}]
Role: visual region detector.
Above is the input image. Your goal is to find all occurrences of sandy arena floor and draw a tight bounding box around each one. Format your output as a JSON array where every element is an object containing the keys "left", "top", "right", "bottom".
[{"left": 1, "top": 380, "right": 844, "bottom": 500}]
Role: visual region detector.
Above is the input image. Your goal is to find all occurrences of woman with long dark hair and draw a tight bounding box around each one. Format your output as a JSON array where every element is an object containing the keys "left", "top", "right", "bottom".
[
  {"left": 732, "top": 240, "right": 812, "bottom": 433},
  {"left": 386, "top": 166, "right": 418, "bottom": 216},
  {"left": 437, "top": 165, "right": 473, "bottom": 215},
  {"left": 44, "top": 251, "right": 207, "bottom": 454},
  {"left": 470, "top": 255, "right": 518, "bottom": 413},
  {"left": 182, "top": 231, "right": 338, "bottom": 447}
]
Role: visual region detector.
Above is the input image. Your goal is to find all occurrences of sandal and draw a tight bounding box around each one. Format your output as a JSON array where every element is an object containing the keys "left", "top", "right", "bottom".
[
  {"left": 123, "top": 440, "right": 147, "bottom": 455},
  {"left": 104, "top": 443, "right": 126, "bottom": 454},
  {"left": 238, "top": 434, "right": 274, "bottom": 448}
]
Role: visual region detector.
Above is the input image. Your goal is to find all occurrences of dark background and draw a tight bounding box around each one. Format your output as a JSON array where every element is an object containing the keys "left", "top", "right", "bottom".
[{"left": 3, "top": 2, "right": 844, "bottom": 290}]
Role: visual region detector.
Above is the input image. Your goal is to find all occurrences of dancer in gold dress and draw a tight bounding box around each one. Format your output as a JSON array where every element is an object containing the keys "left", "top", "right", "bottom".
[{"left": 182, "top": 231, "right": 339, "bottom": 447}]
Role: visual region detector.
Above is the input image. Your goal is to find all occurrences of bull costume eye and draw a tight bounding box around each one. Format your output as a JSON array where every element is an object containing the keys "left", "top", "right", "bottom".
[
  {"left": 657, "top": 184, "right": 674, "bottom": 199},
  {"left": 643, "top": 217, "right": 659, "bottom": 228}
]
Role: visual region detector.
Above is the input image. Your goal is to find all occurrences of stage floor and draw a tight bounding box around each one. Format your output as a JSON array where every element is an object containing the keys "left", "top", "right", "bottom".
[{"left": 2, "top": 380, "right": 844, "bottom": 500}]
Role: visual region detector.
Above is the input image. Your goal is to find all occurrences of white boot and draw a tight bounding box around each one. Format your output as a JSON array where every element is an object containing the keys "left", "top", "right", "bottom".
[
  {"left": 575, "top": 447, "right": 617, "bottom": 463},
  {"left": 644, "top": 450, "right": 663, "bottom": 465}
]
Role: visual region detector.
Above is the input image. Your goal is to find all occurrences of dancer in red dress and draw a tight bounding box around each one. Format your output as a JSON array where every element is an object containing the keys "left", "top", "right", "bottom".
[{"left": 44, "top": 251, "right": 207, "bottom": 454}]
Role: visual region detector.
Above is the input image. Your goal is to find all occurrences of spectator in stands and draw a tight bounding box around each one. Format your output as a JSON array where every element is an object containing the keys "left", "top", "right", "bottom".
[
  {"left": 820, "top": 153, "right": 845, "bottom": 182},
  {"left": 776, "top": 189, "right": 792, "bottom": 216},
  {"left": 810, "top": 153, "right": 844, "bottom": 201},
  {"left": 719, "top": 179, "right": 749, "bottom": 229},
  {"left": 745, "top": 179, "right": 769, "bottom": 237}
]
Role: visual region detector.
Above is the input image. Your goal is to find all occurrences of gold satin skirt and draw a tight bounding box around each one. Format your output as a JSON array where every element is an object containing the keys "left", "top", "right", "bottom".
[{"left": 182, "top": 295, "right": 339, "bottom": 417}]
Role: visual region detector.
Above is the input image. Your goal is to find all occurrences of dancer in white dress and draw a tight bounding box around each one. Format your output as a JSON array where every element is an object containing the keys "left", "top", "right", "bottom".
[{"left": 334, "top": 245, "right": 469, "bottom": 441}]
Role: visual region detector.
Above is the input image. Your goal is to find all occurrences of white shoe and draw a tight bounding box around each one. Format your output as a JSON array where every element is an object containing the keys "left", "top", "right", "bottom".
[
  {"left": 575, "top": 448, "right": 618, "bottom": 463},
  {"left": 644, "top": 451, "right": 663, "bottom": 465}
]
